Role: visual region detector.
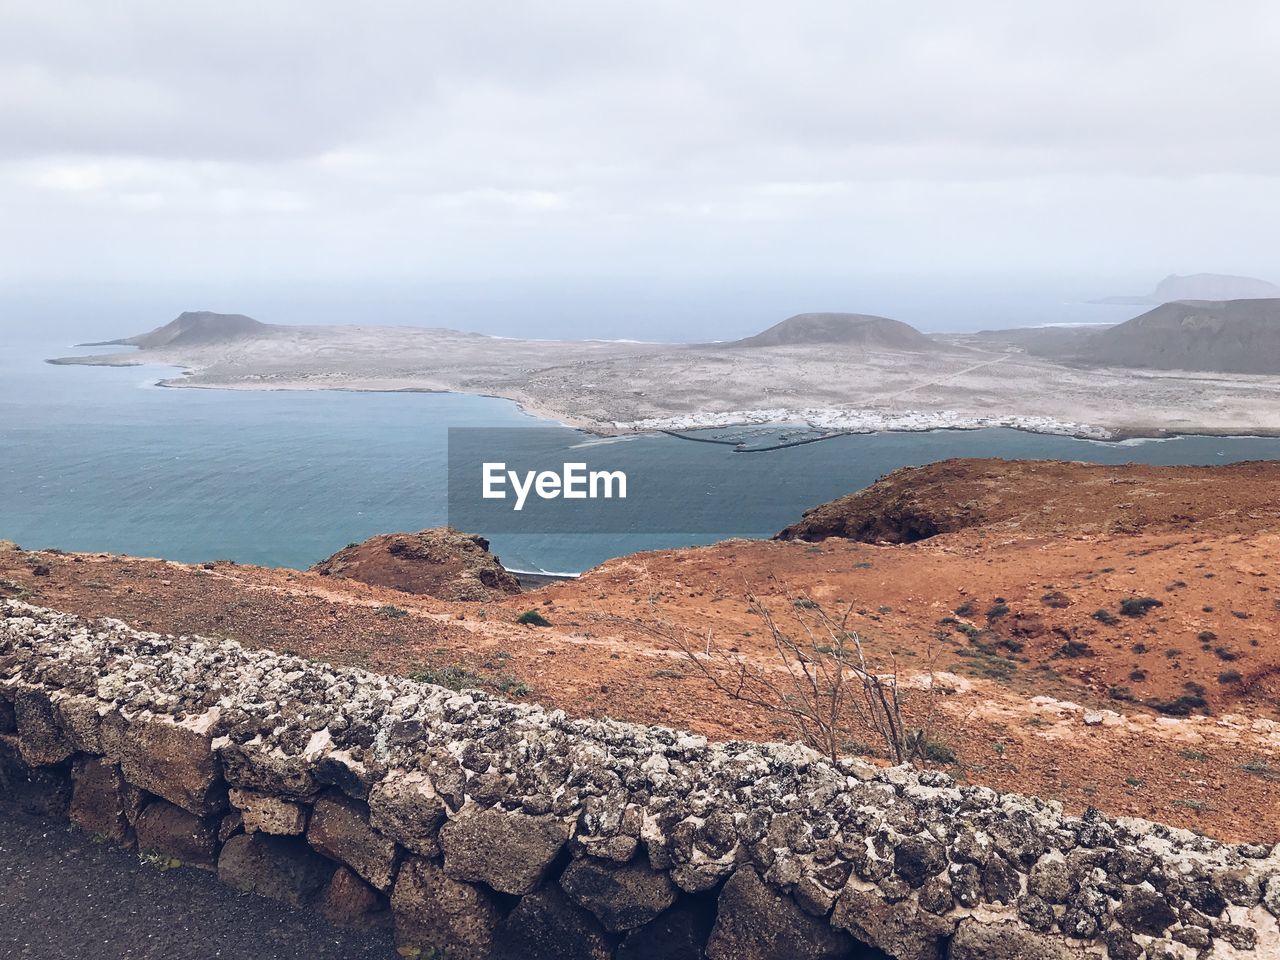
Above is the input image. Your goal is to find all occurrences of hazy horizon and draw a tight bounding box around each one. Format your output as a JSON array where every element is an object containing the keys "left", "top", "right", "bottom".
[
  {"left": 3, "top": 1, "right": 1279, "bottom": 338},
  {"left": 4, "top": 273, "right": 1159, "bottom": 344}
]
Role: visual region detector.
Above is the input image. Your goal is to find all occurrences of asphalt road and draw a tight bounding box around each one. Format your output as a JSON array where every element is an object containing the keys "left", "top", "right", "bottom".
[{"left": 0, "top": 806, "right": 396, "bottom": 960}]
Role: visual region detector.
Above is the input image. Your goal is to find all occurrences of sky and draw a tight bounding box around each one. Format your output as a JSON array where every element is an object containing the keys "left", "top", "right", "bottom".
[{"left": 2, "top": 1, "right": 1279, "bottom": 337}]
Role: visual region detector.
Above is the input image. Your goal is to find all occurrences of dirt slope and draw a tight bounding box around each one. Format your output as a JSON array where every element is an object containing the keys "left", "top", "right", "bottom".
[
  {"left": 778, "top": 458, "right": 1280, "bottom": 543},
  {"left": 3, "top": 459, "right": 1279, "bottom": 841}
]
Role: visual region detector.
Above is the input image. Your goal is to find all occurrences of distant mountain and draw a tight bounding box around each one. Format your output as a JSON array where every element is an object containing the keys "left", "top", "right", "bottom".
[
  {"left": 1076, "top": 299, "right": 1280, "bottom": 374},
  {"left": 725, "top": 312, "right": 936, "bottom": 350},
  {"left": 1154, "top": 274, "right": 1280, "bottom": 302},
  {"left": 84, "top": 311, "right": 273, "bottom": 349},
  {"left": 1095, "top": 273, "right": 1280, "bottom": 306}
]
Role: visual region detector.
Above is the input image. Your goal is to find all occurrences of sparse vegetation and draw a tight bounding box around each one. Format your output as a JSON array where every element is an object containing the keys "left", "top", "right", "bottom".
[
  {"left": 921, "top": 737, "right": 957, "bottom": 765},
  {"left": 1091, "top": 609, "right": 1119, "bottom": 626},
  {"left": 1241, "top": 759, "right": 1279, "bottom": 780},
  {"left": 138, "top": 851, "right": 183, "bottom": 871},
  {"left": 1040, "top": 591, "right": 1071, "bottom": 609},
  {"left": 494, "top": 675, "right": 530, "bottom": 697},
  {"left": 955, "top": 648, "right": 1018, "bottom": 681},
  {"left": 409, "top": 665, "right": 484, "bottom": 690},
  {"left": 1119, "top": 597, "right": 1163, "bottom": 618},
  {"left": 1052, "top": 639, "right": 1094, "bottom": 659},
  {"left": 376, "top": 605, "right": 409, "bottom": 619},
  {"left": 653, "top": 596, "right": 946, "bottom": 767},
  {"left": 1152, "top": 683, "right": 1210, "bottom": 717},
  {"left": 517, "top": 609, "right": 552, "bottom": 627},
  {"left": 0, "top": 577, "right": 28, "bottom": 598},
  {"left": 651, "top": 668, "right": 686, "bottom": 680}
]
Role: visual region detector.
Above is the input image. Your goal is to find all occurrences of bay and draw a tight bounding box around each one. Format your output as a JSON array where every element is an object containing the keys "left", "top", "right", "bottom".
[{"left": 5, "top": 329, "right": 1280, "bottom": 575}]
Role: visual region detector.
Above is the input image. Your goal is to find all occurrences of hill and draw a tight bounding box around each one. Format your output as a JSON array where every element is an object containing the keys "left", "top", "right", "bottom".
[
  {"left": 725, "top": 312, "right": 936, "bottom": 350},
  {"left": 2, "top": 455, "right": 1280, "bottom": 839},
  {"left": 86, "top": 311, "right": 273, "bottom": 349},
  {"left": 1096, "top": 272, "right": 1280, "bottom": 305},
  {"left": 1153, "top": 273, "right": 1280, "bottom": 302},
  {"left": 776, "top": 457, "right": 1280, "bottom": 543},
  {"left": 311, "top": 528, "right": 521, "bottom": 601},
  {"left": 1077, "top": 298, "right": 1280, "bottom": 373},
  {"left": 6, "top": 457, "right": 1280, "bottom": 841}
]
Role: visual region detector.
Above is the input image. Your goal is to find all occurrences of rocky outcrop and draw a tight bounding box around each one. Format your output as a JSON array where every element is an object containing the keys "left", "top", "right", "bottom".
[
  {"left": 311, "top": 528, "right": 521, "bottom": 601},
  {"left": 776, "top": 458, "right": 1280, "bottom": 543},
  {"left": 2, "top": 599, "right": 1278, "bottom": 959},
  {"left": 1075, "top": 298, "right": 1280, "bottom": 374}
]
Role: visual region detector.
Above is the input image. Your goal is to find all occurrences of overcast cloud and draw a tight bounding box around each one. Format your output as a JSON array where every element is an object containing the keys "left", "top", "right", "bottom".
[{"left": 2, "top": 1, "right": 1278, "bottom": 302}]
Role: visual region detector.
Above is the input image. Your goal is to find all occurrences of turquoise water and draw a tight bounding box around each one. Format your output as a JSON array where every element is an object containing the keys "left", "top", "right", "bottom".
[{"left": 5, "top": 330, "right": 1280, "bottom": 574}]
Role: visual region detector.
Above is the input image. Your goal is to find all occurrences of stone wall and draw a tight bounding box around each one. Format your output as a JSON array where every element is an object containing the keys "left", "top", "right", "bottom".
[{"left": 1, "top": 599, "right": 1277, "bottom": 960}]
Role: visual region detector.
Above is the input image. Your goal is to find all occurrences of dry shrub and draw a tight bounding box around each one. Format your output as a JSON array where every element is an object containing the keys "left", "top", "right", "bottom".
[{"left": 644, "top": 594, "right": 947, "bottom": 767}]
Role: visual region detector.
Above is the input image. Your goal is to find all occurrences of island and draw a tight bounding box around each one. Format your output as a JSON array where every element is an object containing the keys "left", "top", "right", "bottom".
[{"left": 48, "top": 305, "right": 1280, "bottom": 440}]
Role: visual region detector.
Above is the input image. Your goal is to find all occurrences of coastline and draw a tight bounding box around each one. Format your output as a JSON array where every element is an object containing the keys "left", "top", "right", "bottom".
[
  {"left": 46, "top": 350, "right": 1280, "bottom": 445},
  {"left": 140, "top": 372, "right": 1280, "bottom": 446},
  {"left": 131, "top": 372, "right": 1124, "bottom": 441}
]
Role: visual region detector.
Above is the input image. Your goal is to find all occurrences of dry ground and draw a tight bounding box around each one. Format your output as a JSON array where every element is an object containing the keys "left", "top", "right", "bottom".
[
  {"left": 51, "top": 323, "right": 1280, "bottom": 437},
  {"left": 4, "top": 517, "right": 1278, "bottom": 842}
]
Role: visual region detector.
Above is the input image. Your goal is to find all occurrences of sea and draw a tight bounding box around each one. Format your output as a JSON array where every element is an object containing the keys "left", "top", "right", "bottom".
[{"left": 5, "top": 298, "right": 1280, "bottom": 576}]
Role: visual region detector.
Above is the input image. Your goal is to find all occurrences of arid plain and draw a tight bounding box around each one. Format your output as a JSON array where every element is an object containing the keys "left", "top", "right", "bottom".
[{"left": 52, "top": 312, "right": 1280, "bottom": 439}]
